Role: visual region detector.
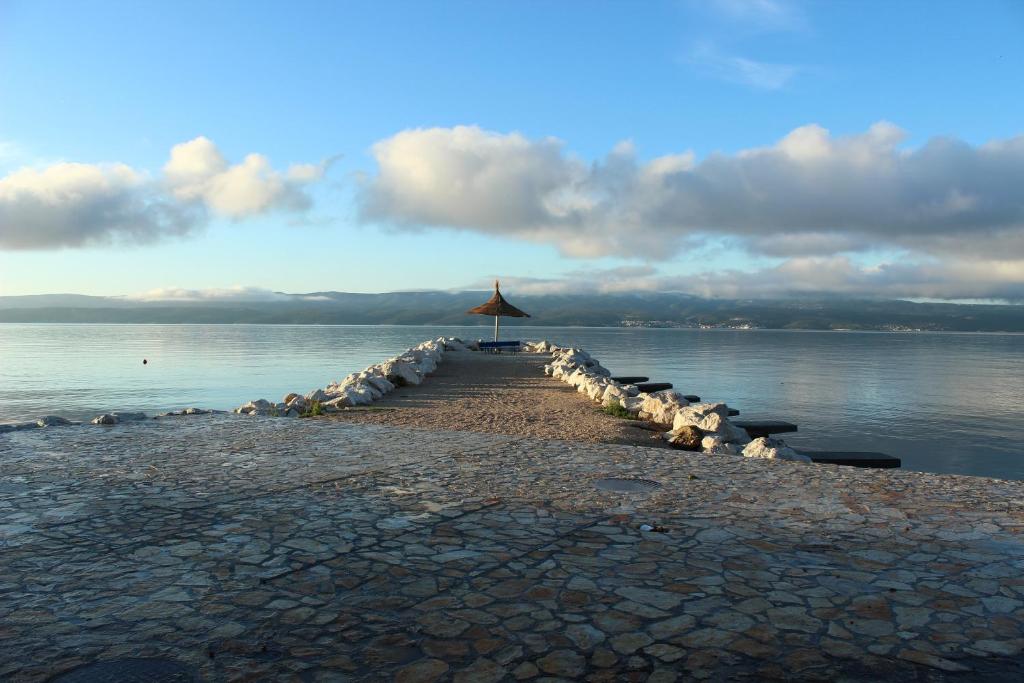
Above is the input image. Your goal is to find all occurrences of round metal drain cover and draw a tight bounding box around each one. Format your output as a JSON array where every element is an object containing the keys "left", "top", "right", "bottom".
[
  {"left": 50, "top": 659, "right": 200, "bottom": 683},
  {"left": 594, "top": 477, "right": 662, "bottom": 493}
]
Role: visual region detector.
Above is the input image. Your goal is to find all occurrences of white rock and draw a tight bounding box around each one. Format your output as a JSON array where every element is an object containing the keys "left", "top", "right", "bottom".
[
  {"left": 601, "top": 384, "right": 629, "bottom": 407},
  {"left": 359, "top": 381, "right": 383, "bottom": 400},
  {"left": 742, "top": 437, "right": 812, "bottom": 462},
  {"left": 323, "top": 391, "right": 356, "bottom": 409},
  {"left": 584, "top": 378, "right": 610, "bottom": 401},
  {"left": 416, "top": 356, "right": 438, "bottom": 375},
  {"left": 365, "top": 375, "right": 395, "bottom": 394},
  {"left": 718, "top": 422, "right": 751, "bottom": 444},
  {"left": 236, "top": 399, "right": 271, "bottom": 415},
  {"left": 672, "top": 404, "right": 749, "bottom": 444},
  {"left": 443, "top": 337, "right": 469, "bottom": 351},
  {"left": 672, "top": 403, "right": 729, "bottom": 431},
  {"left": 305, "top": 389, "right": 329, "bottom": 403},
  {"left": 381, "top": 360, "right": 422, "bottom": 386},
  {"left": 701, "top": 435, "right": 740, "bottom": 455},
  {"left": 639, "top": 390, "right": 690, "bottom": 425},
  {"left": 555, "top": 349, "right": 590, "bottom": 366},
  {"left": 566, "top": 368, "right": 592, "bottom": 388},
  {"left": 330, "top": 373, "right": 360, "bottom": 390},
  {"left": 348, "top": 385, "right": 375, "bottom": 406},
  {"left": 619, "top": 395, "right": 645, "bottom": 412}
]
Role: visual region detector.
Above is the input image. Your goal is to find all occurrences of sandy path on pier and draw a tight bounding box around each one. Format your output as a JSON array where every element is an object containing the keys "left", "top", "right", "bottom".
[{"left": 326, "top": 352, "right": 669, "bottom": 447}]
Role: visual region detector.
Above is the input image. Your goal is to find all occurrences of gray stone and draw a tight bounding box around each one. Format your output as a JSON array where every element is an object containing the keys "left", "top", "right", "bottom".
[
  {"left": 537, "top": 649, "right": 586, "bottom": 677},
  {"left": 36, "top": 415, "right": 72, "bottom": 427},
  {"left": 565, "top": 623, "right": 605, "bottom": 649},
  {"left": 610, "top": 632, "right": 654, "bottom": 655},
  {"left": 615, "top": 587, "right": 684, "bottom": 610}
]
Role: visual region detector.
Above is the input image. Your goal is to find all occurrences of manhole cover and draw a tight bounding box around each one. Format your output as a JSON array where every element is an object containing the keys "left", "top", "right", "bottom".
[
  {"left": 594, "top": 478, "right": 662, "bottom": 493},
  {"left": 50, "top": 659, "right": 200, "bottom": 683}
]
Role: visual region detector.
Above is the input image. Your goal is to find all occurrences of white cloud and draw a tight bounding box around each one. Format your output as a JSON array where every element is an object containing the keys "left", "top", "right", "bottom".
[
  {"left": 359, "top": 123, "right": 1024, "bottom": 265},
  {"left": 688, "top": 42, "right": 800, "bottom": 90},
  {"left": 473, "top": 266, "right": 662, "bottom": 296},
  {"left": 127, "top": 286, "right": 293, "bottom": 302},
  {"left": 0, "top": 138, "right": 329, "bottom": 249},
  {"left": 686, "top": 257, "right": 1024, "bottom": 301},
  {"left": 486, "top": 256, "right": 1024, "bottom": 301},
  {"left": 706, "top": 0, "right": 806, "bottom": 31},
  {"left": 163, "top": 137, "right": 325, "bottom": 217},
  {"left": 0, "top": 162, "right": 198, "bottom": 249}
]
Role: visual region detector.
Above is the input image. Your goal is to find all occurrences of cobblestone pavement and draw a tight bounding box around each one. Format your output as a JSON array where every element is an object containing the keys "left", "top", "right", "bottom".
[{"left": 1, "top": 416, "right": 1023, "bottom": 681}]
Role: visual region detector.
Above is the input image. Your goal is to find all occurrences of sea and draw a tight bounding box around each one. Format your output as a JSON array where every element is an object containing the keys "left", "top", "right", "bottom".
[{"left": 2, "top": 323, "right": 1023, "bottom": 481}]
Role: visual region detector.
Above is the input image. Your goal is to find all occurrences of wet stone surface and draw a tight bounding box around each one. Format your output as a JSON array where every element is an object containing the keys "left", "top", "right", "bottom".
[{"left": 1, "top": 415, "right": 1023, "bottom": 681}]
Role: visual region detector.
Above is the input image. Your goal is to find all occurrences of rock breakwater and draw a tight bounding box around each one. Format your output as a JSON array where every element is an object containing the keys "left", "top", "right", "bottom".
[
  {"left": 544, "top": 344, "right": 812, "bottom": 462},
  {"left": 233, "top": 337, "right": 478, "bottom": 417}
]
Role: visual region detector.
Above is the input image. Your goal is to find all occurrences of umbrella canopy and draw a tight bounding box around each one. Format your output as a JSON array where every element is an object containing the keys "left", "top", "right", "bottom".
[
  {"left": 467, "top": 281, "right": 530, "bottom": 343},
  {"left": 466, "top": 281, "right": 530, "bottom": 318}
]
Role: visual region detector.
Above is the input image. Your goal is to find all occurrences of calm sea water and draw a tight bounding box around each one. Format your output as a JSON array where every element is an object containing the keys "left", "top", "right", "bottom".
[{"left": 2, "top": 324, "right": 1023, "bottom": 480}]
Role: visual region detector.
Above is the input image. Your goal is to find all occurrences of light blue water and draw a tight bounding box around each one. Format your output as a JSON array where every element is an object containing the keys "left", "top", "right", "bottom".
[{"left": 2, "top": 324, "right": 1023, "bottom": 480}]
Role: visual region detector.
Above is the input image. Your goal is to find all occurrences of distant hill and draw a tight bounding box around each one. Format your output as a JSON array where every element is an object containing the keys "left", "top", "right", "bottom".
[{"left": 1, "top": 291, "right": 1022, "bottom": 332}]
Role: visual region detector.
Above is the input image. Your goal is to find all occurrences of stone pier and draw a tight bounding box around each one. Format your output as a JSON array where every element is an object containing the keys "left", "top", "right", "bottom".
[{"left": 1, "top": 415, "right": 1023, "bottom": 681}]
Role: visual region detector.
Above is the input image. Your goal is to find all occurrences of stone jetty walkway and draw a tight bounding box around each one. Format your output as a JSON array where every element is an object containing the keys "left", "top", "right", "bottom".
[
  {"left": 2, "top": 386, "right": 1024, "bottom": 680},
  {"left": 327, "top": 353, "right": 663, "bottom": 447}
]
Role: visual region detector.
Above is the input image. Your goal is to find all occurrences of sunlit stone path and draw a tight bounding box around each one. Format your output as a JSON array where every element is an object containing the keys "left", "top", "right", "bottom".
[{"left": 1, "top": 415, "right": 1023, "bottom": 681}]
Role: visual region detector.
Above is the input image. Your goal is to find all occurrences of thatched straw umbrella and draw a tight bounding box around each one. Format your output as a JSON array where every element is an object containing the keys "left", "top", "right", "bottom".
[{"left": 466, "top": 280, "right": 530, "bottom": 342}]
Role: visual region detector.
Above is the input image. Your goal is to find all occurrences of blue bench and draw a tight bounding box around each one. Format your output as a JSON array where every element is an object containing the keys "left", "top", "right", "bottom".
[{"left": 479, "top": 340, "right": 522, "bottom": 353}]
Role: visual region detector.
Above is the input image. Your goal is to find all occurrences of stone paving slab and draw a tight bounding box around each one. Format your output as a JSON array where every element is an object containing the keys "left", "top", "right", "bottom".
[{"left": 1, "top": 415, "right": 1023, "bottom": 681}]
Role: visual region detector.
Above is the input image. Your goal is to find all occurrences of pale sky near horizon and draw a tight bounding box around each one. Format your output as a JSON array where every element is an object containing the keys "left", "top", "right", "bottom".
[{"left": 1, "top": 0, "right": 1023, "bottom": 301}]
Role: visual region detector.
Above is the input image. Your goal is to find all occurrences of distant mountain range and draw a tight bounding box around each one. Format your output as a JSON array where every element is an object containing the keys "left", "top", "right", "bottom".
[{"left": 1, "top": 291, "right": 1022, "bottom": 332}]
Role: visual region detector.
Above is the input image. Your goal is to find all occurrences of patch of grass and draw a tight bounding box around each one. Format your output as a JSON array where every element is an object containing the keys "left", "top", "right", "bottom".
[
  {"left": 602, "top": 403, "right": 639, "bottom": 420},
  {"left": 302, "top": 401, "right": 324, "bottom": 417}
]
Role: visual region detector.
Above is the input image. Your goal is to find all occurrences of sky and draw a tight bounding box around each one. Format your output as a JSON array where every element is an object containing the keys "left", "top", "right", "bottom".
[{"left": 1, "top": 0, "right": 1023, "bottom": 301}]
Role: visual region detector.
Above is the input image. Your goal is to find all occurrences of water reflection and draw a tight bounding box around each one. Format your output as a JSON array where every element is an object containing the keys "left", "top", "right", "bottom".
[{"left": 1, "top": 324, "right": 1022, "bottom": 480}]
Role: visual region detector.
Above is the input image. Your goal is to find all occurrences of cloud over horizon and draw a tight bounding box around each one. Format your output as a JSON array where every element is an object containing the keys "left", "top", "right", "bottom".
[
  {"left": 482, "top": 257, "right": 1024, "bottom": 302},
  {"left": 0, "top": 138, "right": 329, "bottom": 250},
  {"left": 360, "top": 123, "right": 1024, "bottom": 298}
]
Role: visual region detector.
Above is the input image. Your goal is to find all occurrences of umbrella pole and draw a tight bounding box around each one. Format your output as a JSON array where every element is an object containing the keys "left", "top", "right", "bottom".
[{"left": 494, "top": 315, "right": 500, "bottom": 342}]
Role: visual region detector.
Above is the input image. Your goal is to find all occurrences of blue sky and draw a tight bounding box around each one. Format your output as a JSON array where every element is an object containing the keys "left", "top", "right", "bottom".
[{"left": 1, "top": 0, "right": 1023, "bottom": 300}]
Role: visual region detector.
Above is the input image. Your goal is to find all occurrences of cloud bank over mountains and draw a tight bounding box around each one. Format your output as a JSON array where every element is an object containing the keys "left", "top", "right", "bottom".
[
  {"left": 0, "top": 137, "right": 329, "bottom": 249},
  {"left": 360, "top": 123, "right": 1024, "bottom": 262},
  {"left": 492, "top": 258, "right": 1024, "bottom": 301}
]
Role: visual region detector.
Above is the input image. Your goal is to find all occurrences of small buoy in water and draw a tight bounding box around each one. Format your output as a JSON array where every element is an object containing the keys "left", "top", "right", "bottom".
[{"left": 143, "top": 359, "right": 148, "bottom": 365}]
